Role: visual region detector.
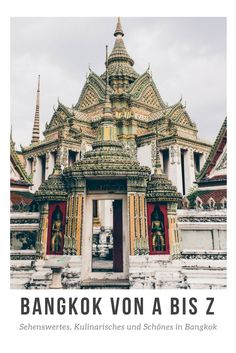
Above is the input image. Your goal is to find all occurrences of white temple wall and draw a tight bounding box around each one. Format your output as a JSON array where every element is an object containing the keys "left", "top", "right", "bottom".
[
  {"left": 201, "top": 152, "right": 208, "bottom": 169},
  {"left": 25, "top": 158, "right": 33, "bottom": 177},
  {"left": 162, "top": 149, "right": 169, "bottom": 175},
  {"left": 177, "top": 209, "right": 227, "bottom": 251},
  {"left": 137, "top": 144, "right": 152, "bottom": 170},
  {"left": 45, "top": 152, "right": 55, "bottom": 179},
  {"left": 32, "top": 156, "right": 42, "bottom": 192},
  {"left": 181, "top": 230, "right": 214, "bottom": 250},
  {"left": 168, "top": 145, "right": 183, "bottom": 194},
  {"left": 184, "top": 148, "right": 195, "bottom": 195}
]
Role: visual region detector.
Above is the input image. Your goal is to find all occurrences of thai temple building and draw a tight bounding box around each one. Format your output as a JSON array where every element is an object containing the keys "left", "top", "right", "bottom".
[{"left": 10, "top": 18, "right": 226, "bottom": 289}]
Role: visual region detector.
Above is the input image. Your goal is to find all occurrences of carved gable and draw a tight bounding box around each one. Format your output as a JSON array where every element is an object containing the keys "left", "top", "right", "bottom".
[
  {"left": 170, "top": 106, "right": 193, "bottom": 127},
  {"left": 79, "top": 86, "right": 100, "bottom": 110},
  {"left": 75, "top": 72, "right": 109, "bottom": 111},
  {"left": 48, "top": 111, "right": 66, "bottom": 130},
  {"left": 173, "top": 112, "right": 190, "bottom": 126},
  {"left": 139, "top": 86, "right": 164, "bottom": 109},
  {"left": 209, "top": 145, "right": 227, "bottom": 178},
  {"left": 11, "top": 161, "right": 21, "bottom": 180},
  {"left": 130, "top": 73, "right": 165, "bottom": 110}
]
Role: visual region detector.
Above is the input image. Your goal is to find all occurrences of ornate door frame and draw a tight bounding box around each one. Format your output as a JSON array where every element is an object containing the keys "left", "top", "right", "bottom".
[{"left": 80, "top": 193, "right": 128, "bottom": 281}]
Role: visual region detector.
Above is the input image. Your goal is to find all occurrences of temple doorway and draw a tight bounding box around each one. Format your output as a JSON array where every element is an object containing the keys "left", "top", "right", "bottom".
[
  {"left": 92, "top": 199, "right": 123, "bottom": 272},
  {"left": 81, "top": 193, "right": 128, "bottom": 282}
]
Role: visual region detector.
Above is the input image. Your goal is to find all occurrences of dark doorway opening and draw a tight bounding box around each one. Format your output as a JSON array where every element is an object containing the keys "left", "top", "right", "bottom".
[
  {"left": 92, "top": 199, "right": 123, "bottom": 272},
  {"left": 181, "top": 150, "right": 186, "bottom": 195}
]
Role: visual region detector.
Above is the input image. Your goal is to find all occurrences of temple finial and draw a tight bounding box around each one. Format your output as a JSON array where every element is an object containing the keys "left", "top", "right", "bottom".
[
  {"left": 114, "top": 17, "right": 124, "bottom": 37},
  {"left": 102, "top": 45, "right": 112, "bottom": 120},
  {"left": 31, "top": 75, "right": 40, "bottom": 144},
  {"left": 154, "top": 125, "right": 162, "bottom": 175},
  {"left": 105, "top": 45, "right": 109, "bottom": 92}
]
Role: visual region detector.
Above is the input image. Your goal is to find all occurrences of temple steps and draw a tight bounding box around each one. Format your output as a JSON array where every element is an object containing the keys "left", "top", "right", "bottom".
[{"left": 80, "top": 279, "right": 130, "bottom": 289}]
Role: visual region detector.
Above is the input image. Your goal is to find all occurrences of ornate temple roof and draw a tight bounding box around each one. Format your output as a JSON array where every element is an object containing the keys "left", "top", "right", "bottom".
[
  {"left": 184, "top": 117, "right": 227, "bottom": 209},
  {"left": 64, "top": 140, "right": 150, "bottom": 179},
  {"left": 10, "top": 134, "right": 32, "bottom": 186},
  {"left": 64, "top": 46, "right": 150, "bottom": 181},
  {"left": 35, "top": 165, "right": 67, "bottom": 201},
  {"left": 22, "top": 17, "right": 212, "bottom": 158},
  {"left": 197, "top": 117, "right": 227, "bottom": 184},
  {"left": 100, "top": 18, "right": 139, "bottom": 84}
]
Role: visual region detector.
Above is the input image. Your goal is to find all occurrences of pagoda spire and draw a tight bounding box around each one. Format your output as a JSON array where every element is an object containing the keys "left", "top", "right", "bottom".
[
  {"left": 108, "top": 17, "right": 135, "bottom": 67},
  {"left": 31, "top": 75, "right": 40, "bottom": 144},
  {"left": 102, "top": 45, "right": 113, "bottom": 121},
  {"left": 98, "top": 45, "right": 117, "bottom": 143},
  {"left": 101, "top": 17, "right": 138, "bottom": 92},
  {"left": 154, "top": 126, "right": 162, "bottom": 175},
  {"left": 114, "top": 17, "right": 124, "bottom": 37}
]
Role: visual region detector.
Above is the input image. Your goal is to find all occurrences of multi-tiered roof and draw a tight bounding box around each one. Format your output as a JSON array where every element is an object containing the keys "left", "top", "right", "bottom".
[{"left": 23, "top": 18, "right": 210, "bottom": 154}]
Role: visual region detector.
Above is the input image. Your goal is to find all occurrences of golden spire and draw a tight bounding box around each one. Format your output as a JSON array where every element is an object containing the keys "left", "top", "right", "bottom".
[
  {"left": 31, "top": 75, "right": 40, "bottom": 144},
  {"left": 98, "top": 46, "right": 117, "bottom": 142},
  {"left": 154, "top": 125, "right": 162, "bottom": 175},
  {"left": 114, "top": 17, "right": 124, "bottom": 37},
  {"left": 102, "top": 45, "right": 112, "bottom": 121}
]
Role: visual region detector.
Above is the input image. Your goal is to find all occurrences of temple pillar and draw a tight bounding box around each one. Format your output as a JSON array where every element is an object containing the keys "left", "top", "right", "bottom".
[
  {"left": 32, "top": 156, "right": 42, "bottom": 192},
  {"left": 56, "top": 145, "right": 68, "bottom": 168},
  {"left": 201, "top": 152, "right": 208, "bottom": 169},
  {"left": 184, "top": 148, "right": 195, "bottom": 194},
  {"left": 168, "top": 145, "right": 183, "bottom": 195},
  {"left": 159, "top": 150, "right": 164, "bottom": 171},
  {"left": 127, "top": 177, "right": 149, "bottom": 255},
  {"left": 36, "top": 202, "right": 49, "bottom": 258},
  {"left": 167, "top": 203, "right": 180, "bottom": 256},
  {"left": 64, "top": 177, "right": 85, "bottom": 255},
  {"left": 25, "top": 157, "right": 33, "bottom": 176},
  {"left": 45, "top": 152, "right": 55, "bottom": 179}
]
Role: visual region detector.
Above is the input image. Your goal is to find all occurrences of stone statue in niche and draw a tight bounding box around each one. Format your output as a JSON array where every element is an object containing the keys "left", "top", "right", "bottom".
[
  {"left": 50, "top": 206, "right": 63, "bottom": 253},
  {"left": 151, "top": 206, "right": 165, "bottom": 251}
]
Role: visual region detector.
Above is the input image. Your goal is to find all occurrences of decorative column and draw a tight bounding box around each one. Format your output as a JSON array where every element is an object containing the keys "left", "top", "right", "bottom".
[
  {"left": 168, "top": 145, "right": 183, "bottom": 195},
  {"left": 36, "top": 202, "right": 49, "bottom": 258},
  {"left": 25, "top": 157, "right": 33, "bottom": 177},
  {"left": 56, "top": 145, "right": 68, "bottom": 168},
  {"left": 63, "top": 176, "right": 85, "bottom": 256},
  {"left": 184, "top": 148, "right": 195, "bottom": 194},
  {"left": 127, "top": 177, "right": 149, "bottom": 255},
  {"left": 201, "top": 152, "right": 208, "bottom": 169},
  {"left": 64, "top": 194, "right": 74, "bottom": 255},
  {"left": 32, "top": 156, "right": 41, "bottom": 192},
  {"left": 167, "top": 203, "right": 180, "bottom": 256}
]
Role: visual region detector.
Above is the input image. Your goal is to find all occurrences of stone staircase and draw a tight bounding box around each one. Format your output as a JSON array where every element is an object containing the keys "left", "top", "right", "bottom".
[{"left": 80, "top": 279, "right": 130, "bottom": 289}]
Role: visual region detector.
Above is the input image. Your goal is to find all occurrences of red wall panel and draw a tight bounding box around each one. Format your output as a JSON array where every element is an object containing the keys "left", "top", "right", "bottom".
[
  {"left": 147, "top": 202, "right": 170, "bottom": 255},
  {"left": 46, "top": 201, "right": 67, "bottom": 255}
]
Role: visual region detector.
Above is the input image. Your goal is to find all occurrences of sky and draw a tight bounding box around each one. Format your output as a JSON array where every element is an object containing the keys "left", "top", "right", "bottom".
[{"left": 10, "top": 17, "right": 226, "bottom": 148}]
